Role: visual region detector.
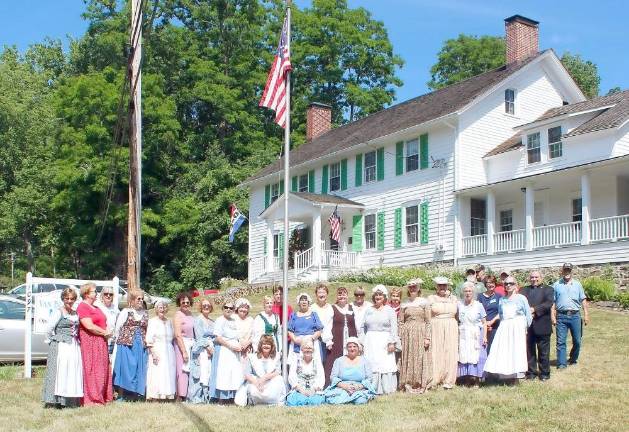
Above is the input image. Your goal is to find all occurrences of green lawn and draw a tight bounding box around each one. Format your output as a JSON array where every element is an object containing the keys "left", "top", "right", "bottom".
[{"left": 1, "top": 286, "right": 628, "bottom": 432}]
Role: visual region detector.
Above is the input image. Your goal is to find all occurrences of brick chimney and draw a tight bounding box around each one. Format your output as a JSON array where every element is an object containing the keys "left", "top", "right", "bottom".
[
  {"left": 505, "top": 15, "right": 539, "bottom": 64},
  {"left": 306, "top": 102, "right": 332, "bottom": 141}
]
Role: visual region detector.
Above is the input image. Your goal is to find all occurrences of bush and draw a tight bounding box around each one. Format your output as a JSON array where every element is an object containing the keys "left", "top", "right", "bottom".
[
  {"left": 614, "top": 291, "right": 629, "bottom": 309},
  {"left": 331, "top": 267, "right": 465, "bottom": 292},
  {"left": 582, "top": 276, "right": 616, "bottom": 301}
]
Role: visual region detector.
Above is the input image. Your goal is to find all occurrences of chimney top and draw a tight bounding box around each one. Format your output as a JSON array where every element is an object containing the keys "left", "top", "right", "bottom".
[
  {"left": 308, "top": 102, "right": 332, "bottom": 110},
  {"left": 504, "top": 15, "right": 539, "bottom": 26},
  {"left": 505, "top": 15, "right": 539, "bottom": 64},
  {"left": 306, "top": 103, "right": 332, "bottom": 142}
]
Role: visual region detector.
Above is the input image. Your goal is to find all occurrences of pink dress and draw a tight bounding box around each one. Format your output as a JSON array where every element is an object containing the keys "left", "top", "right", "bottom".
[
  {"left": 174, "top": 311, "right": 194, "bottom": 397},
  {"left": 77, "top": 302, "right": 113, "bottom": 405}
]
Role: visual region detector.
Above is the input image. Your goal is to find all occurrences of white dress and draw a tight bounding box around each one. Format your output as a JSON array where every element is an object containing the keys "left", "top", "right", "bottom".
[
  {"left": 241, "top": 353, "right": 286, "bottom": 406},
  {"left": 46, "top": 310, "right": 83, "bottom": 399},
  {"left": 311, "top": 303, "right": 334, "bottom": 348},
  {"left": 483, "top": 294, "right": 532, "bottom": 378},
  {"left": 360, "top": 304, "right": 399, "bottom": 394},
  {"left": 213, "top": 316, "right": 245, "bottom": 391},
  {"left": 145, "top": 316, "right": 177, "bottom": 399}
]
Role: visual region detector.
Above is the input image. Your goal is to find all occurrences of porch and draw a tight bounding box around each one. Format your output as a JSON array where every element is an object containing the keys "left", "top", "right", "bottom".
[
  {"left": 455, "top": 159, "right": 629, "bottom": 265},
  {"left": 249, "top": 192, "right": 364, "bottom": 284}
]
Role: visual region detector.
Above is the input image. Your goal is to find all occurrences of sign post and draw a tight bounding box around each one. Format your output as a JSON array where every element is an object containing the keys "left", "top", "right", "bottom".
[{"left": 24, "top": 272, "right": 33, "bottom": 378}]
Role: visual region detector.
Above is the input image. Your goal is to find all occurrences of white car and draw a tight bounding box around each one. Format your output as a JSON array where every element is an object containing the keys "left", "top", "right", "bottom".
[
  {"left": 7, "top": 282, "right": 71, "bottom": 300},
  {"left": 0, "top": 295, "right": 48, "bottom": 362}
]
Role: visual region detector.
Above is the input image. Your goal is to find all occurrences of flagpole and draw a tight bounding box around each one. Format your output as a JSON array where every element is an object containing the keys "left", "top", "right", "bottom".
[{"left": 281, "top": 1, "right": 291, "bottom": 385}]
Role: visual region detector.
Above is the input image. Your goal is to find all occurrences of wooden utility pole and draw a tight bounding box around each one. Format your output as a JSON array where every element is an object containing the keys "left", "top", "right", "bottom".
[{"left": 127, "top": 0, "right": 142, "bottom": 292}]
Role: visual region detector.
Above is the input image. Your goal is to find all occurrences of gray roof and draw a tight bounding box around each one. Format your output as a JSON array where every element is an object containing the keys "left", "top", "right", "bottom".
[
  {"left": 566, "top": 93, "right": 629, "bottom": 136},
  {"left": 292, "top": 192, "right": 363, "bottom": 207},
  {"left": 485, "top": 134, "right": 523, "bottom": 157},
  {"left": 247, "top": 52, "right": 546, "bottom": 183}
]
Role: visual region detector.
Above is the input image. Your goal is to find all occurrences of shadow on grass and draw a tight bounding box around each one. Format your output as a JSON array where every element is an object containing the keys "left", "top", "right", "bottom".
[{"left": 177, "top": 402, "right": 214, "bottom": 432}]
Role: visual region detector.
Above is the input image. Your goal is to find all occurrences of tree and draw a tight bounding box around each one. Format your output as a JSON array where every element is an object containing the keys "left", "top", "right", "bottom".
[
  {"left": 606, "top": 87, "right": 621, "bottom": 96},
  {"left": 560, "top": 52, "right": 600, "bottom": 99}
]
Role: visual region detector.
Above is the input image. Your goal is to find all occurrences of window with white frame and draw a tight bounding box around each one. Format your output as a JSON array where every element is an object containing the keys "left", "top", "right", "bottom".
[
  {"left": 406, "top": 139, "right": 419, "bottom": 172},
  {"left": 364, "top": 151, "right": 376, "bottom": 183},
  {"left": 572, "top": 198, "right": 582, "bottom": 222},
  {"left": 405, "top": 205, "right": 419, "bottom": 244},
  {"left": 470, "top": 198, "right": 486, "bottom": 236},
  {"left": 329, "top": 162, "right": 341, "bottom": 192},
  {"left": 548, "top": 126, "right": 562, "bottom": 159},
  {"left": 505, "top": 89, "right": 515, "bottom": 114},
  {"left": 270, "top": 183, "right": 280, "bottom": 203},
  {"left": 364, "top": 214, "right": 376, "bottom": 250},
  {"left": 272, "top": 233, "right": 280, "bottom": 257},
  {"left": 500, "top": 209, "right": 513, "bottom": 232},
  {"left": 298, "top": 174, "right": 308, "bottom": 192},
  {"left": 527, "top": 132, "right": 541, "bottom": 164}
]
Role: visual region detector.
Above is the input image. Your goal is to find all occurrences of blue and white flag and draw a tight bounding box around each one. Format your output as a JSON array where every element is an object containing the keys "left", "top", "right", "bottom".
[{"left": 229, "top": 204, "right": 247, "bottom": 243}]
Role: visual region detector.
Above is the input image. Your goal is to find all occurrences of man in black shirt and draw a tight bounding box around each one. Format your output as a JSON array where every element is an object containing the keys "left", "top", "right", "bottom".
[{"left": 520, "top": 270, "right": 554, "bottom": 380}]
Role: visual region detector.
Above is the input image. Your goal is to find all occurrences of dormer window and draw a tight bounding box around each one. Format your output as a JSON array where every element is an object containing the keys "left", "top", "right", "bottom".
[
  {"left": 527, "top": 132, "right": 541, "bottom": 164},
  {"left": 505, "top": 89, "right": 516, "bottom": 114},
  {"left": 548, "top": 126, "right": 562, "bottom": 159}
]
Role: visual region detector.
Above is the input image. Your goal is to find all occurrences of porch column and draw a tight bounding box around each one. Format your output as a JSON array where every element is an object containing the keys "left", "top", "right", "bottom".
[
  {"left": 581, "top": 171, "right": 591, "bottom": 246},
  {"left": 486, "top": 190, "right": 496, "bottom": 255},
  {"left": 313, "top": 208, "right": 322, "bottom": 277},
  {"left": 525, "top": 185, "right": 534, "bottom": 251},
  {"left": 453, "top": 195, "right": 461, "bottom": 265},
  {"left": 266, "top": 220, "right": 274, "bottom": 272}
]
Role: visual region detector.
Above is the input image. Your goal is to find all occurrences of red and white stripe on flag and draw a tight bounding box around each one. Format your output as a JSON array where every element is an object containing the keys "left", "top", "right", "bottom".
[
  {"left": 259, "top": 15, "right": 292, "bottom": 128},
  {"left": 329, "top": 208, "right": 341, "bottom": 243}
]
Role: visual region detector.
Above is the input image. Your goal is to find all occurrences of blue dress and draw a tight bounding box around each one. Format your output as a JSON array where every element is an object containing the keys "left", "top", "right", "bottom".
[
  {"left": 324, "top": 356, "right": 376, "bottom": 405},
  {"left": 187, "top": 316, "right": 214, "bottom": 403},
  {"left": 113, "top": 310, "right": 148, "bottom": 397},
  {"left": 287, "top": 311, "right": 324, "bottom": 353}
]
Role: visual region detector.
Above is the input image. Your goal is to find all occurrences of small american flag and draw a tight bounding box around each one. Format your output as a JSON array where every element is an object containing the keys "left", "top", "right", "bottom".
[
  {"left": 259, "top": 15, "right": 292, "bottom": 128},
  {"left": 328, "top": 206, "right": 341, "bottom": 243}
]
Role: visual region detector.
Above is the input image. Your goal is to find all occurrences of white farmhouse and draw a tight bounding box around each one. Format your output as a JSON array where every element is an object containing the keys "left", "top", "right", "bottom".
[{"left": 241, "top": 15, "right": 629, "bottom": 285}]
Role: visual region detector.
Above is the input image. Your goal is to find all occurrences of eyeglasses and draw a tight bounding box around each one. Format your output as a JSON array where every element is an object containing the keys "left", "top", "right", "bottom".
[
  {"left": 202, "top": 305, "right": 211, "bottom": 309},
  {"left": 504, "top": 282, "right": 516, "bottom": 286},
  {"left": 180, "top": 301, "right": 191, "bottom": 305},
  {"left": 103, "top": 293, "right": 113, "bottom": 297},
  {"left": 223, "top": 306, "right": 234, "bottom": 310}
]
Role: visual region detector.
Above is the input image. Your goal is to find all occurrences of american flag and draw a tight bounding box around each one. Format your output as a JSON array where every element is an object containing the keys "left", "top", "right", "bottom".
[
  {"left": 259, "top": 15, "right": 292, "bottom": 128},
  {"left": 328, "top": 206, "right": 341, "bottom": 242}
]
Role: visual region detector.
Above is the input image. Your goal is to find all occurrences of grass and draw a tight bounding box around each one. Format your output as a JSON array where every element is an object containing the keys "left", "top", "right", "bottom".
[{"left": 1, "top": 283, "right": 628, "bottom": 432}]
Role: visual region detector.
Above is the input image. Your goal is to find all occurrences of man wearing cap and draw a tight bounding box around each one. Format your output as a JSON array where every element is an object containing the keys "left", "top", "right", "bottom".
[
  {"left": 520, "top": 270, "right": 554, "bottom": 380},
  {"left": 352, "top": 287, "right": 372, "bottom": 331},
  {"left": 552, "top": 263, "right": 590, "bottom": 369},
  {"left": 454, "top": 266, "right": 485, "bottom": 299}
]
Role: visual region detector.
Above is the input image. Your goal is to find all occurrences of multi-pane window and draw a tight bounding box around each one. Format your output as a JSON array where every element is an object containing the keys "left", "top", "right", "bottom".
[
  {"left": 364, "top": 214, "right": 376, "bottom": 250},
  {"left": 406, "top": 139, "right": 419, "bottom": 172},
  {"left": 470, "top": 198, "right": 487, "bottom": 236},
  {"left": 272, "top": 234, "right": 279, "bottom": 257},
  {"left": 548, "top": 126, "right": 563, "bottom": 159},
  {"left": 270, "top": 183, "right": 280, "bottom": 203},
  {"left": 298, "top": 174, "right": 308, "bottom": 192},
  {"left": 572, "top": 198, "right": 582, "bottom": 222},
  {"left": 527, "top": 132, "right": 541, "bottom": 164},
  {"left": 500, "top": 209, "right": 513, "bottom": 232},
  {"left": 406, "top": 205, "right": 419, "bottom": 244},
  {"left": 364, "top": 151, "right": 376, "bottom": 183},
  {"left": 329, "top": 162, "right": 341, "bottom": 192},
  {"left": 505, "top": 89, "right": 515, "bottom": 114}
]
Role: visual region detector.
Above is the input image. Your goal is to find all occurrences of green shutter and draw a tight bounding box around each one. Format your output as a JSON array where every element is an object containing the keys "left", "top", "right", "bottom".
[
  {"left": 279, "top": 180, "right": 284, "bottom": 195},
  {"left": 278, "top": 233, "right": 284, "bottom": 259},
  {"left": 420, "top": 201, "right": 429, "bottom": 244},
  {"left": 263, "top": 237, "right": 267, "bottom": 255},
  {"left": 291, "top": 176, "right": 298, "bottom": 192},
  {"left": 420, "top": 133, "right": 429, "bottom": 169},
  {"left": 395, "top": 141, "right": 404, "bottom": 176},
  {"left": 377, "top": 212, "right": 385, "bottom": 251},
  {"left": 321, "top": 165, "right": 329, "bottom": 194},
  {"left": 308, "top": 170, "right": 315, "bottom": 192},
  {"left": 394, "top": 208, "right": 402, "bottom": 249},
  {"left": 376, "top": 147, "right": 385, "bottom": 181},
  {"left": 264, "top": 184, "right": 270, "bottom": 208},
  {"left": 340, "top": 159, "right": 348, "bottom": 190},
  {"left": 355, "top": 154, "right": 363, "bottom": 187},
  {"left": 352, "top": 215, "right": 363, "bottom": 252}
]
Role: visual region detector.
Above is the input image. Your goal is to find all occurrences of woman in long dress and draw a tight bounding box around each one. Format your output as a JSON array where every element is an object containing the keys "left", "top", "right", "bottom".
[
  {"left": 42, "top": 288, "right": 83, "bottom": 408},
  {"left": 237, "top": 335, "right": 286, "bottom": 406},
  {"left": 145, "top": 300, "right": 176, "bottom": 400},
  {"left": 457, "top": 282, "right": 488, "bottom": 387},
  {"left": 323, "top": 286, "right": 357, "bottom": 387},
  {"left": 173, "top": 292, "right": 194, "bottom": 401},
  {"left": 76, "top": 283, "right": 113, "bottom": 406},
  {"left": 286, "top": 337, "right": 325, "bottom": 406},
  {"left": 324, "top": 337, "right": 377, "bottom": 405},
  {"left": 187, "top": 298, "right": 215, "bottom": 403},
  {"left": 398, "top": 279, "right": 432, "bottom": 394},
  {"left": 360, "top": 285, "right": 399, "bottom": 395},
  {"left": 311, "top": 284, "right": 334, "bottom": 364},
  {"left": 484, "top": 276, "right": 532, "bottom": 382},
  {"left": 252, "top": 296, "right": 282, "bottom": 354},
  {"left": 287, "top": 293, "right": 324, "bottom": 364},
  {"left": 209, "top": 301, "right": 244, "bottom": 403},
  {"left": 113, "top": 290, "right": 149, "bottom": 400},
  {"left": 428, "top": 277, "right": 459, "bottom": 389}
]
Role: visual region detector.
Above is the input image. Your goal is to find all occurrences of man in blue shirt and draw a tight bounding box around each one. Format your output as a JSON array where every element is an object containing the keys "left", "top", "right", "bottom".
[{"left": 552, "top": 263, "right": 590, "bottom": 369}]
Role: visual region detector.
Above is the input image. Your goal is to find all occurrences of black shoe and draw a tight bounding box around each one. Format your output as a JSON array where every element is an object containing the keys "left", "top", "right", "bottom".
[
  {"left": 540, "top": 375, "right": 550, "bottom": 381},
  {"left": 568, "top": 360, "right": 578, "bottom": 366},
  {"left": 525, "top": 374, "right": 537, "bottom": 380}
]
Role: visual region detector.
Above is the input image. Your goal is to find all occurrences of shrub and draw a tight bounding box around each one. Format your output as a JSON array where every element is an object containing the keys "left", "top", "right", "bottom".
[
  {"left": 614, "top": 291, "right": 629, "bottom": 309},
  {"left": 331, "top": 267, "right": 465, "bottom": 292},
  {"left": 582, "top": 276, "right": 616, "bottom": 301}
]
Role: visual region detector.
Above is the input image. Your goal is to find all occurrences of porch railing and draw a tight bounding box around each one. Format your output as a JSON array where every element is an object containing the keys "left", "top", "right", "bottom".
[
  {"left": 533, "top": 221, "right": 581, "bottom": 249},
  {"left": 294, "top": 246, "right": 315, "bottom": 275},
  {"left": 273, "top": 256, "right": 284, "bottom": 271},
  {"left": 321, "top": 249, "right": 359, "bottom": 268},
  {"left": 590, "top": 214, "right": 629, "bottom": 242},
  {"left": 494, "top": 229, "right": 525, "bottom": 253},
  {"left": 248, "top": 256, "right": 266, "bottom": 281},
  {"left": 462, "top": 235, "right": 487, "bottom": 256}
]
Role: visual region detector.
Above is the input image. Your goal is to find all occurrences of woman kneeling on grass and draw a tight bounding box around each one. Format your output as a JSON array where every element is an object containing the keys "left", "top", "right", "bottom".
[
  {"left": 324, "top": 337, "right": 376, "bottom": 405},
  {"left": 237, "top": 335, "right": 285, "bottom": 406},
  {"left": 286, "top": 336, "right": 325, "bottom": 406}
]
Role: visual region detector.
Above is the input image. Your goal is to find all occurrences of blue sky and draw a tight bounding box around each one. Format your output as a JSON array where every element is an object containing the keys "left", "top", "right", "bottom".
[{"left": 1, "top": 0, "right": 627, "bottom": 103}]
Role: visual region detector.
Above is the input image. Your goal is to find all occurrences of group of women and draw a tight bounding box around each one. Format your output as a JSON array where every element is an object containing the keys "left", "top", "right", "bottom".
[{"left": 42, "top": 275, "right": 533, "bottom": 409}]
